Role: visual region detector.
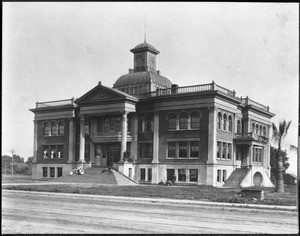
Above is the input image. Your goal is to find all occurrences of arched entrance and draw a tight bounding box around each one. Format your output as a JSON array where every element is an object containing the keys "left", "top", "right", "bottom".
[{"left": 253, "top": 172, "right": 263, "bottom": 186}]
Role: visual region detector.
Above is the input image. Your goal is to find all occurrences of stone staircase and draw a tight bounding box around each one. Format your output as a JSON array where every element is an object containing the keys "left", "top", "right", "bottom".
[
  {"left": 51, "top": 167, "right": 137, "bottom": 185},
  {"left": 223, "top": 168, "right": 249, "bottom": 188},
  {"left": 112, "top": 169, "right": 138, "bottom": 185}
]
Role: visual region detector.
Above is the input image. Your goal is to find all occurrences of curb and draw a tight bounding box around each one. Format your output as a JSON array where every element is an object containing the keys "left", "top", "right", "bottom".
[{"left": 2, "top": 189, "right": 297, "bottom": 212}]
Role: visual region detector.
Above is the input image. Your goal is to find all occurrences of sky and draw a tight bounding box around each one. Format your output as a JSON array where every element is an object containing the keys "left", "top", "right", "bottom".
[{"left": 2, "top": 2, "right": 299, "bottom": 174}]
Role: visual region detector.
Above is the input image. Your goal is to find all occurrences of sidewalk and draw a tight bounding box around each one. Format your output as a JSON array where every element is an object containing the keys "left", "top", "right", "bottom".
[{"left": 2, "top": 188, "right": 297, "bottom": 213}]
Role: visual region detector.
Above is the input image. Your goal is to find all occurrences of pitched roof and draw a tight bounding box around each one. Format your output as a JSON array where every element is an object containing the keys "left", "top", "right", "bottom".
[{"left": 75, "top": 83, "right": 138, "bottom": 104}]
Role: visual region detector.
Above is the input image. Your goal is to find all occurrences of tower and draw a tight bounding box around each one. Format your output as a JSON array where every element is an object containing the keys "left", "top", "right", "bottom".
[{"left": 130, "top": 41, "right": 160, "bottom": 72}]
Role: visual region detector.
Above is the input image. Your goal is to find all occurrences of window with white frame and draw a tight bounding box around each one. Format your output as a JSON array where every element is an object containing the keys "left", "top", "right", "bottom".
[
  {"left": 140, "top": 168, "right": 146, "bottom": 181},
  {"left": 217, "top": 169, "right": 221, "bottom": 182},
  {"left": 217, "top": 141, "right": 221, "bottom": 159},
  {"left": 51, "top": 122, "right": 58, "bottom": 136},
  {"left": 179, "top": 112, "right": 188, "bottom": 129},
  {"left": 42, "top": 167, "right": 47, "bottom": 177},
  {"left": 139, "top": 143, "right": 153, "bottom": 159},
  {"left": 228, "top": 116, "right": 232, "bottom": 132},
  {"left": 227, "top": 143, "right": 232, "bottom": 159},
  {"left": 178, "top": 169, "right": 187, "bottom": 182},
  {"left": 167, "top": 142, "right": 176, "bottom": 158},
  {"left": 218, "top": 112, "right": 222, "bottom": 129},
  {"left": 168, "top": 113, "right": 176, "bottom": 130},
  {"left": 179, "top": 142, "right": 188, "bottom": 158},
  {"left": 237, "top": 120, "right": 241, "bottom": 133},
  {"left": 189, "top": 169, "right": 198, "bottom": 182},
  {"left": 223, "top": 114, "right": 227, "bottom": 131},
  {"left": 145, "top": 116, "right": 153, "bottom": 132},
  {"left": 191, "top": 111, "right": 200, "bottom": 129},
  {"left": 58, "top": 121, "right": 64, "bottom": 135},
  {"left": 44, "top": 122, "right": 50, "bottom": 136},
  {"left": 190, "top": 141, "right": 199, "bottom": 158}
]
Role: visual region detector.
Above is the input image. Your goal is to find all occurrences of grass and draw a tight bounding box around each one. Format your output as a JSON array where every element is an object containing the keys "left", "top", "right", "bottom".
[{"left": 2, "top": 176, "right": 297, "bottom": 206}]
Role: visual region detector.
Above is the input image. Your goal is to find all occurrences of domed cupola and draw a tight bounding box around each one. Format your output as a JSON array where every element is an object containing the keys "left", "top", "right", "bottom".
[{"left": 114, "top": 41, "right": 172, "bottom": 95}]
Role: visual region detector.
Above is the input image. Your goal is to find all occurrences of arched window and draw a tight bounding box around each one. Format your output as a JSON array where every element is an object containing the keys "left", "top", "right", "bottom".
[
  {"left": 228, "top": 116, "right": 232, "bottom": 132},
  {"left": 179, "top": 112, "right": 188, "bottom": 129},
  {"left": 51, "top": 122, "right": 58, "bottom": 136},
  {"left": 104, "top": 118, "right": 109, "bottom": 132},
  {"left": 145, "top": 116, "right": 153, "bottom": 132},
  {"left": 237, "top": 120, "right": 241, "bottom": 133},
  {"left": 223, "top": 114, "right": 227, "bottom": 131},
  {"left": 259, "top": 125, "right": 262, "bottom": 135},
  {"left": 252, "top": 123, "right": 255, "bottom": 133},
  {"left": 44, "top": 122, "right": 50, "bottom": 136},
  {"left": 191, "top": 111, "right": 200, "bottom": 129},
  {"left": 263, "top": 126, "right": 266, "bottom": 136},
  {"left": 168, "top": 113, "right": 176, "bottom": 130},
  {"left": 255, "top": 124, "right": 259, "bottom": 134},
  {"left": 58, "top": 121, "right": 64, "bottom": 135},
  {"left": 217, "top": 112, "right": 222, "bottom": 129}
]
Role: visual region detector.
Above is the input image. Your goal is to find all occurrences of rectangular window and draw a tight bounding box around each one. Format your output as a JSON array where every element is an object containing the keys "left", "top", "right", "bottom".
[
  {"left": 50, "top": 167, "right": 55, "bottom": 177},
  {"left": 148, "top": 168, "right": 152, "bottom": 181},
  {"left": 222, "top": 170, "right": 227, "bottom": 182},
  {"left": 217, "top": 142, "right": 221, "bottom": 159},
  {"left": 139, "top": 143, "right": 153, "bottom": 159},
  {"left": 58, "top": 145, "right": 63, "bottom": 159},
  {"left": 139, "top": 119, "right": 143, "bottom": 132},
  {"left": 140, "top": 168, "right": 146, "bottom": 181},
  {"left": 57, "top": 167, "right": 63, "bottom": 177},
  {"left": 179, "top": 142, "right": 187, "bottom": 158},
  {"left": 222, "top": 143, "right": 226, "bottom": 159},
  {"left": 178, "top": 169, "right": 186, "bottom": 182},
  {"left": 189, "top": 169, "right": 198, "bottom": 182},
  {"left": 128, "top": 168, "right": 132, "bottom": 178},
  {"left": 168, "top": 142, "right": 176, "bottom": 158},
  {"left": 190, "top": 141, "right": 199, "bottom": 158},
  {"left": 115, "top": 118, "right": 121, "bottom": 132},
  {"left": 110, "top": 118, "right": 115, "bottom": 132},
  {"left": 227, "top": 143, "right": 231, "bottom": 159},
  {"left": 217, "top": 169, "right": 221, "bottom": 182},
  {"left": 42, "top": 167, "right": 47, "bottom": 177}
]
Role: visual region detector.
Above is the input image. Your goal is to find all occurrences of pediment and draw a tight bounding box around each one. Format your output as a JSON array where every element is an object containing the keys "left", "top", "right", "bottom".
[{"left": 76, "top": 84, "right": 138, "bottom": 105}]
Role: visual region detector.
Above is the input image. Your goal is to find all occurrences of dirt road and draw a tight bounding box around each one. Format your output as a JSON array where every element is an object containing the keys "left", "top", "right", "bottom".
[{"left": 2, "top": 190, "right": 298, "bottom": 234}]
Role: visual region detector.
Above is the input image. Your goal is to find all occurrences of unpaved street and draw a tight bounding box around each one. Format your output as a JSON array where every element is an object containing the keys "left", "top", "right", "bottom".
[{"left": 2, "top": 190, "right": 298, "bottom": 234}]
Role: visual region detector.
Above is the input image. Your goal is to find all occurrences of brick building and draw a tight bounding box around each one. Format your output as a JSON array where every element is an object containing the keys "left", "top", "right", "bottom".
[{"left": 30, "top": 41, "right": 275, "bottom": 187}]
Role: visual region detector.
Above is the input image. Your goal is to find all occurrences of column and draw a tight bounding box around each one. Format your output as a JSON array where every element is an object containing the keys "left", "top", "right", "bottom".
[
  {"left": 33, "top": 120, "right": 38, "bottom": 163},
  {"left": 152, "top": 111, "right": 159, "bottom": 164},
  {"left": 68, "top": 118, "right": 75, "bottom": 163},
  {"left": 207, "top": 106, "right": 217, "bottom": 164},
  {"left": 120, "top": 111, "right": 128, "bottom": 161},
  {"left": 78, "top": 116, "right": 85, "bottom": 163},
  {"left": 131, "top": 114, "right": 138, "bottom": 161},
  {"left": 249, "top": 144, "right": 253, "bottom": 166},
  {"left": 206, "top": 106, "right": 217, "bottom": 186}
]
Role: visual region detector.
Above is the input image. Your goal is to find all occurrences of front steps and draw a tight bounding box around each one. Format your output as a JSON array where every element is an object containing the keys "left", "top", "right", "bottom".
[
  {"left": 223, "top": 168, "right": 249, "bottom": 188},
  {"left": 50, "top": 167, "right": 137, "bottom": 185}
]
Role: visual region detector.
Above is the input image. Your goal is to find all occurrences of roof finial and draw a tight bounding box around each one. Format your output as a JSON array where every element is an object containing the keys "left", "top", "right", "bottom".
[{"left": 144, "top": 2, "right": 147, "bottom": 43}]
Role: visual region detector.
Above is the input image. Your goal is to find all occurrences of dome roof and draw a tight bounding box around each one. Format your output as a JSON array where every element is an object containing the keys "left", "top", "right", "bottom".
[
  {"left": 134, "top": 42, "right": 157, "bottom": 50},
  {"left": 130, "top": 41, "right": 160, "bottom": 54},
  {"left": 114, "top": 71, "right": 172, "bottom": 88}
]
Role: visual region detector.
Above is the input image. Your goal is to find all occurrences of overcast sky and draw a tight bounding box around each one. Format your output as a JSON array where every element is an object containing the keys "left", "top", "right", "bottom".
[{"left": 2, "top": 2, "right": 299, "bottom": 174}]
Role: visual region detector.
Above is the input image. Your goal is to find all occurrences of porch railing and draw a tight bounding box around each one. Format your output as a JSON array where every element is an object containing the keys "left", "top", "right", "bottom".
[{"left": 36, "top": 98, "right": 76, "bottom": 108}]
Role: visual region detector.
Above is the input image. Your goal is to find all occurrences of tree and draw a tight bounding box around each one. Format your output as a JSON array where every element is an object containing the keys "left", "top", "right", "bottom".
[
  {"left": 272, "top": 120, "right": 292, "bottom": 192},
  {"left": 270, "top": 146, "right": 290, "bottom": 183}
]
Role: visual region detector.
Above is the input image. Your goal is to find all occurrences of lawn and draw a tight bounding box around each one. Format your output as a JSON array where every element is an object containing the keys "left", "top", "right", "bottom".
[{"left": 2, "top": 176, "right": 297, "bottom": 206}]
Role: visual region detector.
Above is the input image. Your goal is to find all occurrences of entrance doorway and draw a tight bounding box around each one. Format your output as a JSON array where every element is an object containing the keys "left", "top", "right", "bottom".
[{"left": 103, "top": 143, "right": 121, "bottom": 167}]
